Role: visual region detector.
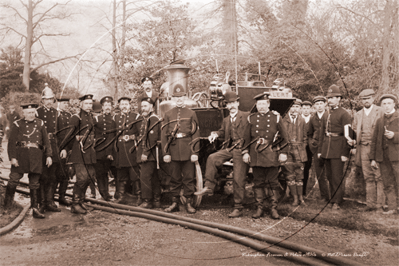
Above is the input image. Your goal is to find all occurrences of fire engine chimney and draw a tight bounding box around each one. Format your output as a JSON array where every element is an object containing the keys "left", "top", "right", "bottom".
[{"left": 165, "top": 61, "right": 191, "bottom": 97}]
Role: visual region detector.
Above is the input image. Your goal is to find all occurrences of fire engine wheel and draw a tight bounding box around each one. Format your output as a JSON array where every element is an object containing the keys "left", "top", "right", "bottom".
[{"left": 193, "top": 161, "right": 203, "bottom": 207}]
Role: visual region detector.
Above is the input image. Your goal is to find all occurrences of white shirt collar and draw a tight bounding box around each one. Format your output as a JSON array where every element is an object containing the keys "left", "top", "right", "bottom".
[
  {"left": 145, "top": 90, "right": 152, "bottom": 98},
  {"left": 385, "top": 108, "right": 396, "bottom": 115},
  {"left": 364, "top": 104, "right": 374, "bottom": 116},
  {"left": 317, "top": 111, "right": 325, "bottom": 119},
  {"left": 301, "top": 114, "right": 311, "bottom": 123}
]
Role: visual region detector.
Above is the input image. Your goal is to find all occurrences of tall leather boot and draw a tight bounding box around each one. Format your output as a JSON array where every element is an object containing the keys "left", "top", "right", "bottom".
[
  {"left": 139, "top": 199, "right": 153, "bottom": 209},
  {"left": 153, "top": 193, "right": 161, "bottom": 208},
  {"left": 185, "top": 197, "right": 196, "bottom": 214},
  {"left": 3, "top": 185, "right": 16, "bottom": 209},
  {"left": 71, "top": 186, "right": 86, "bottom": 214},
  {"left": 289, "top": 185, "right": 299, "bottom": 206},
  {"left": 252, "top": 188, "right": 264, "bottom": 219},
  {"left": 46, "top": 180, "right": 60, "bottom": 212},
  {"left": 58, "top": 179, "right": 71, "bottom": 206},
  {"left": 269, "top": 189, "right": 280, "bottom": 219},
  {"left": 30, "top": 189, "right": 45, "bottom": 219},
  {"left": 165, "top": 196, "right": 179, "bottom": 212},
  {"left": 135, "top": 180, "right": 142, "bottom": 206},
  {"left": 38, "top": 184, "right": 46, "bottom": 214},
  {"left": 115, "top": 181, "right": 127, "bottom": 204}
]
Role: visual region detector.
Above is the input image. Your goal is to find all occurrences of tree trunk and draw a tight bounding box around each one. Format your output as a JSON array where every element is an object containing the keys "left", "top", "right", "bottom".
[
  {"left": 23, "top": 0, "right": 33, "bottom": 91},
  {"left": 380, "top": 0, "right": 394, "bottom": 95},
  {"left": 112, "top": 0, "right": 118, "bottom": 99}
]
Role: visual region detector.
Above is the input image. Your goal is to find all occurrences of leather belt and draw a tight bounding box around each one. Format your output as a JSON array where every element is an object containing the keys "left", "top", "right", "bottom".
[
  {"left": 175, "top": 133, "right": 190, "bottom": 139},
  {"left": 325, "top": 132, "right": 343, "bottom": 137},
  {"left": 16, "top": 141, "right": 42, "bottom": 149},
  {"left": 119, "top": 134, "right": 136, "bottom": 141},
  {"left": 257, "top": 138, "right": 269, "bottom": 145}
]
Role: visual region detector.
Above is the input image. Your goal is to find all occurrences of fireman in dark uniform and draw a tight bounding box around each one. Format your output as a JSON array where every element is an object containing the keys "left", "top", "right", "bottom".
[
  {"left": 195, "top": 90, "right": 250, "bottom": 218},
  {"left": 93, "top": 96, "right": 115, "bottom": 201},
  {"left": 54, "top": 96, "right": 73, "bottom": 206},
  {"left": 318, "top": 85, "right": 352, "bottom": 210},
  {"left": 113, "top": 96, "right": 141, "bottom": 204},
  {"left": 161, "top": 85, "right": 200, "bottom": 214},
  {"left": 4, "top": 103, "right": 52, "bottom": 218},
  {"left": 60, "top": 94, "right": 97, "bottom": 214},
  {"left": 281, "top": 99, "right": 308, "bottom": 206},
  {"left": 36, "top": 84, "right": 61, "bottom": 212},
  {"left": 137, "top": 96, "right": 161, "bottom": 209},
  {"left": 243, "top": 92, "right": 289, "bottom": 219}
]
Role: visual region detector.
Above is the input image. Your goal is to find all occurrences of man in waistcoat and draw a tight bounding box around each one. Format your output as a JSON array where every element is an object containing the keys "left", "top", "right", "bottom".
[
  {"left": 195, "top": 91, "right": 249, "bottom": 218},
  {"left": 352, "top": 89, "right": 384, "bottom": 212}
]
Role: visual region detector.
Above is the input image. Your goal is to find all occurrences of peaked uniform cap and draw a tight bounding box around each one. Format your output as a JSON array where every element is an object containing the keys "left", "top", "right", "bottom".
[
  {"left": 21, "top": 103, "right": 39, "bottom": 109},
  {"left": 100, "top": 96, "right": 113, "bottom": 105},
  {"left": 140, "top": 96, "right": 155, "bottom": 105},
  {"left": 301, "top": 100, "right": 312, "bottom": 106},
  {"left": 79, "top": 94, "right": 94, "bottom": 101},
  {"left": 118, "top": 96, "right": 131, "bottom": 102}
]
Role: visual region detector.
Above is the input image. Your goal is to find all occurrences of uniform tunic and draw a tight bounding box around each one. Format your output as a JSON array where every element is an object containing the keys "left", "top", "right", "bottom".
[
  {"left": 161, "top": 106, "right": 200, "bottom": 198},
  {"left": 66, "top": 109, "right": 96, "bottom": 165},
  {"left": 244, "top": 111, "right": 288, "bottom": 190},
  {"left": 57, "top": 110, "right": 72, "bottom": 147},
  {"left": 7, "top": 118, "right": 52, "bottom": 190},
  {"left": 8, "top": 118, "right": 52, "bottom": 174},
  {"left": 37, "top": 106, "right": 59, "bottom": 163},
  {"left": 113, "top": 111, "right": 140, "bottom": 168},
  {"left": 317, "top": 106, "right": 351, "bottom": 205}
]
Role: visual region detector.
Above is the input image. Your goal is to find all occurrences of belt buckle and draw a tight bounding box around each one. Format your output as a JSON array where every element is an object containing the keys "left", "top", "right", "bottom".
[
  {"left": 257, "top": 138, "right": 265, "bottom": 144},
  {"left": 326, "top": 132, "right": 331, "bottom": 137},
  {"left": 48, "top": 133, "right": 53, "bottom": 139},
  {"left": 176, "top": 133, "right": 183, "bottom": 138},
  {"left": 123, "top": 135, "right": 130, "bottom": 141}
]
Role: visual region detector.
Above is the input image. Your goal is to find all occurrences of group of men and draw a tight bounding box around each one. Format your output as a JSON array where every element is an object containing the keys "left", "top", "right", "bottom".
[{"left": 2, "top": 79, "right": 398, "bottom": 219}]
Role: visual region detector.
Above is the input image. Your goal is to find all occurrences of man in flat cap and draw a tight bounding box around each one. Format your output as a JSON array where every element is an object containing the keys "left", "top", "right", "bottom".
[
  {"left": 137, "top": 77, "right": 160, "bottom": 114},
  {"left": 93, "top": 96, "right": 116, "bottom": 201},
  {"left": 162, "top": 85, "right": 200, "bottom": 214},
  {"left": 36, "top": 84, "right": 61, "bottom": 213},
  {"left": 54, "top": 96, "right": 73, "bottom": 206},
  {"left": 280, "top": 99, "right": 308, "bottom": 206},
  {"left": 113, "top": 96, "right": 141, "bottom": 205},
  {"left": 60, "top": 94, "right": 97, "bottom": 214},
  {"left": 307, "top": 96, "right": 330, "bottom": 202},
  {"left": 352, "top": 89, "right": 384, "bottom": 212},
  {"left": 136, "top": 96, "right": 161, "bottom": 208},
  {"left": 318, "top": 85, "right": 352, "bottom": 210},
  {"left": 301, "top": 100, "right": 313, "bottom": 196},
  {"left": 3, "top": 103, "right": 52, "bottom": 218},
  {"left": 370, "top": 94, "right": 399, "bottom": 215},
  {"left": 195, "top": 91, "right": 249, "bottom": 218},
  {"left": 242, "top": 92, "right": 288, "bottom": 219}
]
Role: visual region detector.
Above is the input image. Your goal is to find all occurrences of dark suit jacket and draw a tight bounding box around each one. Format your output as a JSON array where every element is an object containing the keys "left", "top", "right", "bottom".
[
  {"left": 281, "top": 115, "right": 308, "bottom": 162},
  {"left": 215, "top": 110, "right": 249, "bottom": 146},
  {"left": 307, "top": 112, "right": 327, "bottom": 154},
  {"left": 370, "top": 111, "right": 399, "bottom": 162}
]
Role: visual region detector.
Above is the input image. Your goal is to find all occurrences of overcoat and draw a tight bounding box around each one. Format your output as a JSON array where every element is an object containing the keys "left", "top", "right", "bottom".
[
  {"left": 94, "top": 113, "right": 116, "bottom": 161},
  {"left": 137, "top": 113, "right": 161, "bottom": 163},
  {"left": 37, "top": 105, "right": 60, "bottom": 163},
  {"left": 370, "top": 111, "right": 399, "bottom": 163}
]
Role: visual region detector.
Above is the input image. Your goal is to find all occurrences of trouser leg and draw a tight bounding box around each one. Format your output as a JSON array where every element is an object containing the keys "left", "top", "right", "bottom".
[
  {"left": 129, "top": 166, "right": 141, "bottom": 205},
  {"left": 169, "top": 161, "right": 183, "bottom": 198},
  {"left": 182, "top": 160, "right": 195, "bottom": 197},
  {"left": 140, "top": 161, "right": 157, "bottom": 200},
  {"left": 232, "top": 149, "right": 248, "bottom": 209},
  {"left": 115, "top": 168, "right": 129, "bottom": 203},
  {"left": 314, "top": 153, "right": 330, "bottom": 200},
  {"left": 204, "top": 149, "right": 232, "bottom": 191},
  {"left": 71, "top": 164, "right": 94, "bottom": 213},
  {"left": 96, "top": 160, "right": 111, "bottom": 200},
  {"left": 28, "top": 173, "right": 45, "bottom": 218},
  {"left": 380, "top": 158, "right": 399, "bottom": 211},
  {"left": 303, "top": 145, "right": 312, "bottom": 195},
  {"left": 326, "top": 158, "right": 345, "bottom": 205}
]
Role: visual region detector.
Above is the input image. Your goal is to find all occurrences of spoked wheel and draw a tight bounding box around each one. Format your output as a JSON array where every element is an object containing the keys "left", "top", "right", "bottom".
[{"left": 193, "top": 161, "right": 203, "bottom": 207}]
